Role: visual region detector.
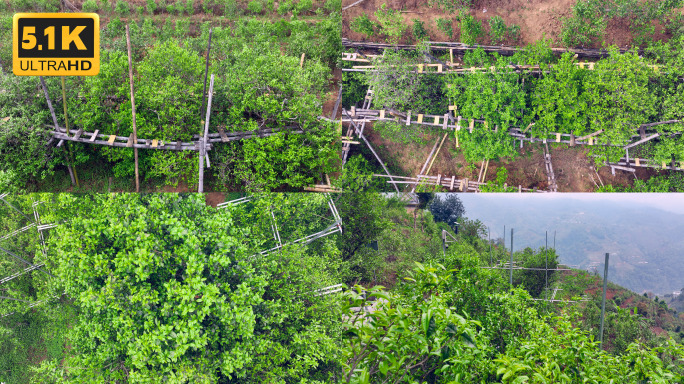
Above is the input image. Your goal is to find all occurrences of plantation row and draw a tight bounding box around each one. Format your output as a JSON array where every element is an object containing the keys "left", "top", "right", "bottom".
[
  {"left": 1, "top": 193, "right": 683, "bottom": 382},
  {"left": 0, "top": 15, "right": 342, "bottom": 192},
  {"left": 343, "top": 38, "right": 684, "bottom": 165},
  {"left": 1, "top": 0, "right": 341, "bottom": 20},
  {"left": 347, "top": 0, "right": 684, "bottom": 48}
]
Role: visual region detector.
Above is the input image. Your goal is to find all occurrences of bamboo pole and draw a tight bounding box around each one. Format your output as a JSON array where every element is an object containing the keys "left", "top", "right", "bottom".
[
  {"left": 509, "top": 228, "right": 514, "bottom": 286},
  {"left": 40, "top": 76, "right": 75, "bottom": 185},
  {"left": 60, "top": 76, "right": 79, "bottom": 187},
  {"left": 599, "top": 253, "right": 610, "bottom": 350},
  {"left": 126, "top": 25, "right": 140, "bottom": 192},
  {"left": 200, "top": 28, "right": 213, "bottom": 122},
  {"left": 425, "top": 132, "right": 449, "bottom": 176},
  {"left": 198, "top": 74, "right": 215, "bottom": 193}
]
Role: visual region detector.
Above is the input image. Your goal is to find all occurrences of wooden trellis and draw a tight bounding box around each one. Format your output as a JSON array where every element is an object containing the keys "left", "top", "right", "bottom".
[
  {"left": 343, "top": 107, "right": 684, "bottom": 164},
  {"left": 342, "top": 38, "right": 643, "bottom": 59},
  {"left": 0, "top": 195, "right": 61, "bottom": 318},
  {"left": 217, "top": 194, "right": 343, "bottom": 257},
  {"left": 372, "top": 174, "right": 544, "bottom": 193}
]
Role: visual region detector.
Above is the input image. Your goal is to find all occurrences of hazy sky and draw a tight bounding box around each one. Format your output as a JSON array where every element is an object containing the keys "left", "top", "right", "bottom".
[{"left": 459, "top": 193, "right": 684, "bottom": 215}]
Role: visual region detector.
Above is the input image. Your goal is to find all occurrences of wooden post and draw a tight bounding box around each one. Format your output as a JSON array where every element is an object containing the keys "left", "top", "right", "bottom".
[
  {"left": 40, "top": 76, "right": 76, "bottom": 186},
  {"left": 509, "top": 228, "right": 514, "bottom": 286},
  {"left": 198, "top": 74, "right": 215, "bottom": 193},
  {"left": 126, "top": 25, "right": 140, "bottom": 192},
  {"left": 200, "top": 28, "right": 213, "bottom": 122},
  {"left": 300, "top": 53, "right": 306, "bottom": 68},
  {"left": 599, "top": 253, "right": 609, "bottom": 350},
  {"left": 60, "top": 77, "right": 70, "bottom": 137},
  {"left": 60, "top": 76, "right": 79, "bottom": 188}
]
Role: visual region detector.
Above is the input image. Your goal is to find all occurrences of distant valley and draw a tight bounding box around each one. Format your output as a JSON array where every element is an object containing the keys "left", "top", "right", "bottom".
[{"left": 459, "top": 195, "right": 684, "bottom": 297}]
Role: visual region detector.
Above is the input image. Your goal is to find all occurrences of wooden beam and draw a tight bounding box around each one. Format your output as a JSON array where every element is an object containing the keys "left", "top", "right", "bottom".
[{"left": 624, "top": 132, "right": 660, "bottom": 150}]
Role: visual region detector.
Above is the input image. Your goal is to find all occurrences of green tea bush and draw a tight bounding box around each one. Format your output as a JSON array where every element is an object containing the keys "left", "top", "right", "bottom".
[
  {"left": 560, "top": 0, "right": 608, "bottom": 46},
  {"left": 488, "top": 16, "right": 519, "bottom": 44},
  {"left": 174, "top": 18, "right": 190, "bottom": 38},
  {"left": 222, "top": 0, "right": 240, "bottom": 17},
  {"left": 458, "top": 10, "right": 482, "bottom": 45},
  {"left": 489, "top": 16, "right": 507, "bottom": 44},
  {"left": 324, "top": 0, "right": 341, "bottom": 13},
  {"left": 278, "top": 0, "right": 294, "bottom": 15},
  {"left": 247, "top": 0, "right": 263, "bottom": 14},
  {"left": 185, "top": 0, "right": 194, "bottom": 14},
  {"left": 12, "top": 0, "right": 59, "bottom": 12},
  {"left": 295, "top": 0, "right": 313, "bottom": 15},
  {"left": 436, "top": 17, "right": 453, "bottom": 39},
  {"left": 412, "top": 18, "right": 429, "bottom": 41},
  {"left": 81, "top": 0, "right": 99, "bottom": 12},
  {"left": 146, "top": 0, "right": 157, "bottom": 14},
  {"left": 350, "top": 14, "right": 376, "bottom": 37},
  {"left": 115, "top": 0, "right": 130, "bottom": 16},
  {"left": 427, "top": 0, "right": 472, "bottom": 13},
  {"left": 375, "top": 3, "right": 406, "bottom": 44}
]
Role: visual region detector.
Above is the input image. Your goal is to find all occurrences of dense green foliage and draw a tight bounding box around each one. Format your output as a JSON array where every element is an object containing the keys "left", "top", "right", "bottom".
[
  {"left": 436, "top": 18, "right": 453, "bottom": 39},
  {"left": 457, "top": 9, "right": 482, "bottom": 45},
  {"left": 428, "top": 193, "right": 465, "bottom": 229},
  {"left": 347, "top": 38, "right": 684, "bottom": 165},
  {"left": 0, "top": 13, "right": 341, "bottom": 192},
  {"left": 2, "top": 194, "right": 684, "bottom": 382},
  {"left": 2, "top": 0, "right": 337, "bottom": 18},
  {"left": 374, "top": 4, "right": 406, "bottom": 45},
  {"left": 600, "top": 173, "right": 684, "bottom": 192},
  {"left": 488, "top": 16, "right": 520, "bottom": 45},
  {"left": 412, "top": 19, "right": 429, "bottom": 42}
]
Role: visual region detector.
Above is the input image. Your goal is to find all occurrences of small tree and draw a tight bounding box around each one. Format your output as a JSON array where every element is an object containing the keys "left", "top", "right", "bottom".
[
  {"left": 428, "top": 194, "right": 465, "bottom": 230},
  {"left": 375, "top": 3, "right": 406, "bottom": 44}
]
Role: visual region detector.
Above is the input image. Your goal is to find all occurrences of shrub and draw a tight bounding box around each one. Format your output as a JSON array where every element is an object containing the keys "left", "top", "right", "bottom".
[
  {"left": 350, "top": 14, "right": 376, "bottom": 37},
  {"left": 146, "top": 0, "right": 156, "bottom": 14},
  {"left": 436, "top": 17, "right": 453, "bottom": 39},
  {"left": 174, "top": 18, "right": 190, "bottom": 38},
  {"left": 375, "top": 3, "right": 406, "bottom": 44},
  {"left": 458, "top": 10, "right": 482, "bottom": 45},
  {"left": 488, "top": 16, "right": 507, "bottom": 44},
  {"left": 247, "top": 0, "right": 263, "bottom": 14},
  {"left": 508, "top": 24, "right": 521, "bottom": 41},
  {"left": 324, "top": 0, "right": 341, "bottom": 13},
  {"left": 412, "top": 18, "right": 429, "bottom": 41},
  {"left": 81, "top": 0, "right": 99, "bottom": 12},
  {"left": 560, "top": 0, "right": 607, "bottom": 46},
  {"left": 427, "top": 0, "right": 472, "bottom": 13},
  {"left": 222, "top": 0, "right": 240, "bottom": 17},
  {"left": 296, "top": 0, "right": 313, "bottom": 14},
  {"left": 114, "top": 0, "right": 129, "bottom": 15},
  {"left": 488, "top": 16, "right": 520, "bottom": 44},
  {"left": 185, "top": 0, "right": 193, "bottom": 14},
  {"left": 141, "top": 18, "right": 156, "bottom": 39},
  {"left": 278, "top": 0, "right": 293, "bottom": 15}
]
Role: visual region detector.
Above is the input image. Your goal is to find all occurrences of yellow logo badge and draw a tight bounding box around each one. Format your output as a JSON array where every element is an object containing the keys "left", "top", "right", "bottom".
[{"left": 13, "top": 13, "right": 100, "bottom": 76}]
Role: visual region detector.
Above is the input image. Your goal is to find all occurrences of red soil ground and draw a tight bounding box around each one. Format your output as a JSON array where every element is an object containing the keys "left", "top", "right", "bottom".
[
  {"left": 363, "top": 124, "right": 663, "bottom": 192},
  {"left": 342, "top": 0, "right": 683, "bottom": 48}
]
